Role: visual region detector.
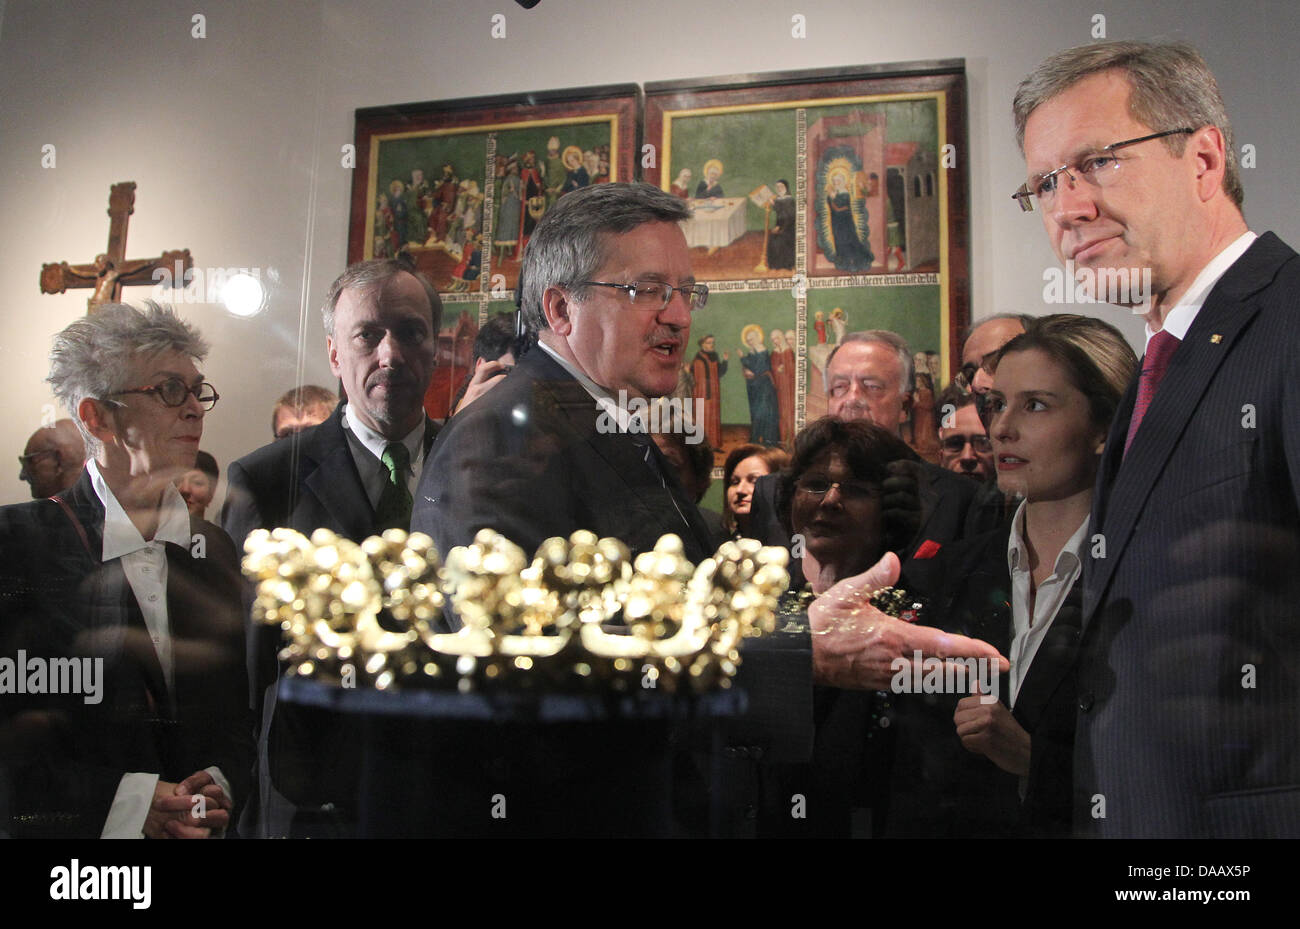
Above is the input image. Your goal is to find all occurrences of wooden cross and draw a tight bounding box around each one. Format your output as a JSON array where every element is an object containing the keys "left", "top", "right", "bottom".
[{"left": 39, "top": 182, "right": 193, "bottom": 313}]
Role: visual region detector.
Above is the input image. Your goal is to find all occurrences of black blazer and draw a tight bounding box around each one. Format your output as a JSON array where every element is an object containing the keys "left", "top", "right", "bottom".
[
  {"left": 221, "top": 403, "right": 438, "bottom": 833},
  {"left": 411, "top": 348, "right": 717, "bottom": 617},
  {"left": 1078, "top": 232, "right": 1300, "bottom": 837},
  {"left": 0, "top": 470, "right": 251, "bottom": 837},
  {"left": 872, "top": 521, "right": 1082, "bottom": 837}
]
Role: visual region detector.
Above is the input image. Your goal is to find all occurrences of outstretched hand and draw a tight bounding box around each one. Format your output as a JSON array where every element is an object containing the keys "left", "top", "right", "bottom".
[{"left": 809, "top": 552, "right": 1008, "bottom": 691}]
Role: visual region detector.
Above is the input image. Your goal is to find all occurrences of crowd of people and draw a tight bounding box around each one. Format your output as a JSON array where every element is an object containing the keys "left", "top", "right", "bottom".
[{"left": 2, "top": 38, "right": 1297, "bottom": 839}]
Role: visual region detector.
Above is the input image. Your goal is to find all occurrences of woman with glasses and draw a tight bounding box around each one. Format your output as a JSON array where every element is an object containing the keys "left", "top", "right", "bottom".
[
  {"left": 778, "top": 417, "right": 917, "bottom": 597},
  {"left": 763, "top": 417, "right": 917, "bottom": 837},
  {"left": 884, "top": 313, "right": 1137, "bottom": 837},
  {"left": 0, "top": 301, "right": 249, "bottom": 838}
]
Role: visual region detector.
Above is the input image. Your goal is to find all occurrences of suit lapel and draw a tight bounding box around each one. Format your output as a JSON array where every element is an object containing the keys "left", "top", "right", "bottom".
[
  {"left": 1084, "top": 237, "right": 1282, "bottom": 627},
  {"left": 298, "top": 408, "right": 376, "bottom": 540},
  {"left": 1013, "top": 581, "right": 1082, "bottom": 730},
  {"left": 528, "top": 351, "right": 714, "bottom": 561}
]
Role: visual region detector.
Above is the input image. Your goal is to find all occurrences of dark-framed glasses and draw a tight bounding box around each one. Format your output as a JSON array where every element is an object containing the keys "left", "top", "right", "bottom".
[
  {"left": 940, "top": 434, "right": 993, "bottom": 454},
  {"left": 17, "top": 449, "right": 58, "bottom": 469},
  {"left": 1012, "top": 128, "right": 1194, "bottom": 212},
  {"left": 109, "top": 377, "right": 220, "bottom": 411},
  {"left": 794, "top": 476, "right": 879, "bottom": 501},
  {"left": 579, "top": 280, "right": 709, "bottom": 311}
]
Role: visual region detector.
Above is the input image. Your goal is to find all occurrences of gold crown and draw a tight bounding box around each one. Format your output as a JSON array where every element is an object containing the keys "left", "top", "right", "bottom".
[{"left": 242, "top": 528, "right": 789, "bottom": 694}]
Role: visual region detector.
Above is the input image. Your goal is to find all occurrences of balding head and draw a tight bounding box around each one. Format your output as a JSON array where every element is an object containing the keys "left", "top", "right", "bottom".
[
  {"left": 20, "top": 419, "right": 86, "bottom": 498},
  {"left": 963, "top": 316, "right": 1029, "bottom": 394}
]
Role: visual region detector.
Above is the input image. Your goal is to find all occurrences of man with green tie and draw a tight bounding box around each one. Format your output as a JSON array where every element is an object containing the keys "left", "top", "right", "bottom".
[{"left": 222, "top": 254, "right": 441, "bottom": 837}]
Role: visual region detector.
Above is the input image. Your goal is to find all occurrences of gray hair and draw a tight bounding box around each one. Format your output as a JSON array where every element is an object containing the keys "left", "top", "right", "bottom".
[
  {"left": 47, "top": 301, "right": 209, "bottom": 455},
  {"left": 1013, "top": 39, "right": 1243, "bottom": 208},
  {"left": 321, "top": 255, "right": 442, "bottom": 336},
  {"left": 519, "top": 182, "right": 691, "bottom": 333},
  {"left": 824, "top": 330, "right": 914, "bottom": 396}
]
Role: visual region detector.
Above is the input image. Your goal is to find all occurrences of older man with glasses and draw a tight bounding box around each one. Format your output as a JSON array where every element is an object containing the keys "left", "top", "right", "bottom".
[
  {"left": 0, "top": 301, "right": 249, "bottom": 838},
  {"left": 412, "top": 182, "right": 718, "bottom": 578},
  {"left": 17, "top": 419, "right": 85, "bottom": 500}
]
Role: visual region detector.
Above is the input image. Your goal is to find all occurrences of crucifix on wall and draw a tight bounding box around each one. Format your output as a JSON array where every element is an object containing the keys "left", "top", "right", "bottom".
[{"left": 39, "top": 181, "right": 193, "bottom": 313}]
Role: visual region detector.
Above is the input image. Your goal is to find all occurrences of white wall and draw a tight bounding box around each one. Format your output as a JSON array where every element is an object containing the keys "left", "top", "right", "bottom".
[{"left": 1, "top": 0, "right": 1296, "bottom": 505}]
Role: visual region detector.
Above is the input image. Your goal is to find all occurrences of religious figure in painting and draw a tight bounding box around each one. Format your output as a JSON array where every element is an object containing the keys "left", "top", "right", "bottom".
[
  {"left": 404, "top": 168, "right": 429, "bottom": 246},
  {"left": 495, "top": 156, "right": 522, "bottom": 259},
  {"left": 515, "top": 150, "right": 546, "bottom": 260},
  {"left": 560, "top": 146, "right": 590, "bottom": 197},
  {"left": 690, "top": 334, "right": 729, "bottom": 449},
  {"left": 771, "top": 329, "right": 796, "bottom": 445},
  {"left": 738, "top": 324, "right": 779, "bottom": 446},
  {"left": 374, "top": 193, "right": 396, "bottom": 258},
  {"left": 670, "top": 168, "right": 693, "bottom": 200},
  {"left": 765, "top": 179, "right": 797, "bottom": 271},
  {"left": 544, "top": 136, "right": 565, "bottom": 209},
  {"left": 824, "top": 167, "right": 874, "bottom": 271},
  {"left": 695, "top": 159, "right": 724, "bottom": 199},
  {"left": 828, "top": 306, "right": 847, "bottom": 345},
  {"left": 430, "top": 163, "right": 459, "bottom": 243}
]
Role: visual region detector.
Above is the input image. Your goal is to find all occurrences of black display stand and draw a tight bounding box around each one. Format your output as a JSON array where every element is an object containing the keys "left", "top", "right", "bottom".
[{"left": 277, "top": 677, "right": 746, "bottom": 838}]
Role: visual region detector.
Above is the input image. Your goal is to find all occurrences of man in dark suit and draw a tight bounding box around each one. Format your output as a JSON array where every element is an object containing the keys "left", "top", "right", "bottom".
[
  {"left": 408, "top": 183, "right": 1005, "bottom": 835},
  {"left": 411, "top": 183, "right": 714, "bottom": 582},
  {"left": 0, "top": 302, "right": 249, "bottom": 838},
  {"left": 1014, "top": 39, "right": 1300, "bottom": 837},
  {"left": 221, "top": 256, "right": 441, "bottom": 836}
]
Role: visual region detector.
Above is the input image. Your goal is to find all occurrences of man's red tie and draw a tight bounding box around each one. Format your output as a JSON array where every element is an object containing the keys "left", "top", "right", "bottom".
[{"left": 1124, "top": 329, "right": 1181, "bottom": 456}]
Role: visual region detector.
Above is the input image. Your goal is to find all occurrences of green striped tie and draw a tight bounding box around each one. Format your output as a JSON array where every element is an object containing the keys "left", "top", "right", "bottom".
[{"left": 376, "top": 442, "right": 412, "bottom": 530}]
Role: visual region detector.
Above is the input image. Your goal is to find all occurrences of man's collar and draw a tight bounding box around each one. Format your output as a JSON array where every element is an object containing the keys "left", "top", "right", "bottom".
[
  {"left": 86, "top": 459, "right": 191, "bottom": 562},
  {"left": 1147, "top": 231, "right": 1257, "bottom": 349},
  {"left": 535, "top": 340, "right": 650, "bottom": 436},
  {"left": 341, "top": 404, "right": 427, "bottom": 465}
]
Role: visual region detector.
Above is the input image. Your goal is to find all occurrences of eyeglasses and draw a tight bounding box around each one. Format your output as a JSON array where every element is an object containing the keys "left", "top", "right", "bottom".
[
  {"left": 108, "top": 377, "right": 220, "bottom": 411},
  {"left": 940, "top": 434, "right": 993, "bottom": 454},
  {"left": 1012, "top": 128, "right": 1194, "bottom": 212},
  {"left": 794, "top": 476, "right": 879, "bottom": 501},
  {"left": 578, "top": 280, "right": 709, "bottom": 311},
  {"left": 17, "top": 449, "right": 58, "bottom": 469}
]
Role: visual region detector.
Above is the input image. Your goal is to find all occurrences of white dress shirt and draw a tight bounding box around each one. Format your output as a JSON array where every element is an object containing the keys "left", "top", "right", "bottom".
[
  {"left": 1005, "top": 499, "right": 1089, "bottom": 708},
  {"left": 86, "top": 459, "right": 232, "bottom": 838},
  {"left": 341, "top": 404, "right": 428, "bottom": 511},
  {"left": 1145, "top": 231, "right": 1256, "bottom": 350}
]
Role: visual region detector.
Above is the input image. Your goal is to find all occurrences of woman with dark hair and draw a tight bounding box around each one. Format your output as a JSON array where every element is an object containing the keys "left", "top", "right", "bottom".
[
  {"left": 722, "top": 443, "right": 789, "bottom": 540},
  {"left": 764, "top": 417, "right": 917, "bottom": 838},
  {"left": 885, "top": 313, "right": 1138, "bottom": 837},
  {"left": 777, "top": 417, "right": 916, "bottom": 594}
]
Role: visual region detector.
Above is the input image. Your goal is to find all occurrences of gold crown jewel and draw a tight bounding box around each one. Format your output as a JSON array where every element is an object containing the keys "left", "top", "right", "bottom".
[{"left": 242, "top": 528, "right": 789, "bottom": 694}]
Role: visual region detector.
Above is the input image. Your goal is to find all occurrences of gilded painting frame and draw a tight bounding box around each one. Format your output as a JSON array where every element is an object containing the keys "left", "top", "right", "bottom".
[
  {"left": 347, "top": 84, "right": 641, "bottom": 417},
  {"left": 643, "top": 61, "right": 969, "bottom": 467}
]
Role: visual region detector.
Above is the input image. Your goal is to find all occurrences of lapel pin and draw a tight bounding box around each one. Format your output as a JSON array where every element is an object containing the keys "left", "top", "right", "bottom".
[{"left": 1210, "top": 334, "right": 1223, "bottom": 344}]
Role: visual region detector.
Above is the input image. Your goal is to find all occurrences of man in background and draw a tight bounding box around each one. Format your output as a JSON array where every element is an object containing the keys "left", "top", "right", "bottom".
[
  {"left": 17, "top": 419, "right": 84, "bottom": 499},
  {"left": 271, "top": 384, "right": 337, "bottom": 440}
]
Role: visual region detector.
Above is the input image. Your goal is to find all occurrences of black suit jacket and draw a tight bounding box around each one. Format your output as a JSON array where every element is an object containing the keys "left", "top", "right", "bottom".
[
  {"left": 220, "top": 403, "right": 437, "bottom": 832},
  {"left": 411, "top": 348, "right": 716, "bottom": 618},
  {"left": 885, "top": 522, "right": 1080, "bottom": 837},
  {"left": 1078, "top": 232, "right": 1300, "bottom": 837},
  {"left": 0, "top": 470, "right": 251, "bottom": 838}
]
